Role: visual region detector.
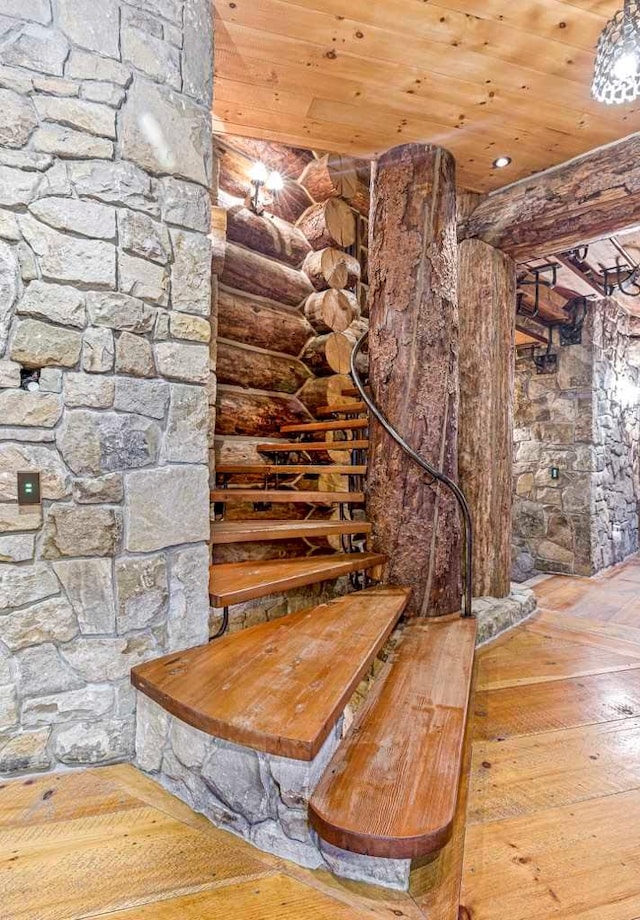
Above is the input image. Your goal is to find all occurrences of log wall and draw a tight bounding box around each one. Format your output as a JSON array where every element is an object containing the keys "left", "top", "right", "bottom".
[{"left": 214, "top": 134, "right": 371, "bottom": 468}]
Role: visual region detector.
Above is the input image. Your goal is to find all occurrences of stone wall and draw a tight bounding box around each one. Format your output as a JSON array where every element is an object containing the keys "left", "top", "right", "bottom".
[
  {"left": 592, "top": 300, "right": 640, "bottom": 570},
  {"left": 512, "top": 299, "right": 640, "bottom": 581},
  {"left": 512, "top": 318, "right": 594, "bottom": 579},
  {"left": 0, "top": 0, "right": 214, "bottom": 775}
]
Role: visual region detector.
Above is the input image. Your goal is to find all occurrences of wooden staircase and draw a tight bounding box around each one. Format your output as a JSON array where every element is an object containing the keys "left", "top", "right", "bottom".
[{"left": 132, "top": 391, "right": 476, "bottom": 896}]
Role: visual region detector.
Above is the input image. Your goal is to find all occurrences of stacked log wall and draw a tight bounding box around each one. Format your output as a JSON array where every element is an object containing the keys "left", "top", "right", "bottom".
[{"left": 212, "top": 134, "right": 371, "bottom": 575}]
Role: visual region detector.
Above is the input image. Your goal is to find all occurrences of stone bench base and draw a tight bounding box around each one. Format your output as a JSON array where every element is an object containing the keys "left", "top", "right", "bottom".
[{"left": 134, "top": 693, "right": 412, "bottom": 890}]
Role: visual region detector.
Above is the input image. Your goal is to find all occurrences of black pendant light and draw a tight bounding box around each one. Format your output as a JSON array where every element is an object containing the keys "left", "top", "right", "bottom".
[{"left": 593, "top": 0, "right": 640, "bottom": 104}]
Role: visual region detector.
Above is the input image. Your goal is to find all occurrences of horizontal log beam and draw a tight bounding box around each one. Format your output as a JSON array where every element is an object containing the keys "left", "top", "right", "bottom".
[
  {"left": 459, "top": 134, "right": 640, "bottom": 261},
  {"left": 217, "top": 287, "right": 314, "bottom": 357}
]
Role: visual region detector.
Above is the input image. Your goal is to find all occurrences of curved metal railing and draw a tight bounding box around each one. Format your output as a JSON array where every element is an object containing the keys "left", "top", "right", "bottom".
[{"left": 351, "top": 331, "right": 474, "bottom": 618}]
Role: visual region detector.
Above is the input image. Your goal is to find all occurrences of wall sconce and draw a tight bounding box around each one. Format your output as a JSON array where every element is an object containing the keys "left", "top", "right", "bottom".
[{"left": 249, "top": 162, "right": 284, "bottom": 214}]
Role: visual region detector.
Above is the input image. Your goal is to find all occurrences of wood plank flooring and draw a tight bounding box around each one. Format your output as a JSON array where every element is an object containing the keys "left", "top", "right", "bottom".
[
  {"left": 461, "top": 556, "right": 640, "bottom": 920},
  {"left": 4, "top": 559, "right": 640, "bottom": 918}
]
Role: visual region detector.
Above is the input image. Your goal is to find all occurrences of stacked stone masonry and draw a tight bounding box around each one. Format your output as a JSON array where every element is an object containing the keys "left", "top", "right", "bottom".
[
  {"left": 0, "top": 0, "right": 214, "bottom": 775},
  {"left": 512, "top": 299, "right": 640, "bottom": 581}
]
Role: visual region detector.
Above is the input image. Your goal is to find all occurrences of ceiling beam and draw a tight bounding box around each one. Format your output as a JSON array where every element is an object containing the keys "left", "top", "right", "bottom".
[{"left": 459, "top": 133, "right": 640, "bottom": 262}]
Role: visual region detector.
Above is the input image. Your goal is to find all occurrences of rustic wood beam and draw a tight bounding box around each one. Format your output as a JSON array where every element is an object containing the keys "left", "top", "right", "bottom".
[
  {"left": 367, "top": 143, "right": 461, "bottom": 618},
  {"left": 458, "top": 238, "right": 516, "bottom": 599},
  {"left": 459, "top": 134, "right": 640, "bottom": 261}
]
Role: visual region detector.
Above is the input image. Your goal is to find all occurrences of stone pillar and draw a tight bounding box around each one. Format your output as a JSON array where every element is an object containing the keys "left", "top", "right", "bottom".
[
  {"left": 458, "top": 238, "right": 516, "bottom": 598},
  {"left": 367, "top": 143, "right": 460, "bottom": 617},
  {"left": 0, "top": 0, "right": 215, "bottom": 775},
  {"left": 511, "top": 299, "right": 640, "bottom": 581}
]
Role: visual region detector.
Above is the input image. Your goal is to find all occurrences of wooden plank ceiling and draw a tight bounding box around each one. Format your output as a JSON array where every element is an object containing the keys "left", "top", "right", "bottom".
[{"left": 213, "top": 0, "right": 640, "bottom": 192}]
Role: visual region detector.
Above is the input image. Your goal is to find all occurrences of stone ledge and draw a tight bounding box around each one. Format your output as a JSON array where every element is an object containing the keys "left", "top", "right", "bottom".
[{"left": 473, "top": 583, "right": 538, "bottom": 646}]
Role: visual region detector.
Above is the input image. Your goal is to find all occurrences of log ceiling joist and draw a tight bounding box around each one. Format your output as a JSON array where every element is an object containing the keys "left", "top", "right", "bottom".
[
  {"left": 459, "top": 133, "right": 640, "bottom": 261},
  {"left": 213, "top": 0, "right": 640, "bottom": 192}
]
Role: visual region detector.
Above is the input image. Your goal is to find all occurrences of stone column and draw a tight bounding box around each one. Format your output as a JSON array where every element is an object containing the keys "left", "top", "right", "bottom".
[
  {"left": 0, "top": 0, "right": 215, "bottom": 775},
  {"left": 458, "top": 238, "right": 516, "bottom": 598},
  {"left": 366, "top": 143, "right": 460, "bottom": 617}
]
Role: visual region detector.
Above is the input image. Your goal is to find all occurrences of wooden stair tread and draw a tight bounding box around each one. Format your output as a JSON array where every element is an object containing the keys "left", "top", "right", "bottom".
[
  {"left": 131, "top": 585, "right": 410, "bottom": 760},
  {"left": 211, "top": 489, "right": 364, "bottom": 504},
  {"left": 209, "top": 552, "right": 386, "bottom": 606},
  {"left": 258, "top": 440, "right": 369, "bottom": 453},
  {"left": 212, "top": 520, "right": 372, "bottom": 544},
  {"left": 316, "top": 402, "right": 367, "bottom": 417},
  {"left": 308, "top": 615, "right": 477, "bottom": 860},
  {"left": 281, "top": 419, "right": 369, "bottom": 433},
  {"left": 341, "top": 386, "right": 368, "bottom": 397},
  {"left": 216, "top": 464, "right": 367, "bottom": 475}
]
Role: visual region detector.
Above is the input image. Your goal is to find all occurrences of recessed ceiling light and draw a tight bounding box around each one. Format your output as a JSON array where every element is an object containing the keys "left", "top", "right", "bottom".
[{"left": 493, "top": 155, "right": 512, "bottom": 169}]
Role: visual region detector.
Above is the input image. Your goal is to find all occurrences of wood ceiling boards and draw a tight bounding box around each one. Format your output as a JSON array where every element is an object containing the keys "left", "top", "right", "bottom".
[{"left": 213, "top": 0, "right": 640, "bottom": 192}]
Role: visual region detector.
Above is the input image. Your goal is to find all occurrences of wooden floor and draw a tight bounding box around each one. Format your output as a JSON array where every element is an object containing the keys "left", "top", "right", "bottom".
[
  {"left": 461, "top": 556, "right": 640, "bottom": 920},
  {"left": 3, "top": 560, "right": 640, "bottom": 918}
]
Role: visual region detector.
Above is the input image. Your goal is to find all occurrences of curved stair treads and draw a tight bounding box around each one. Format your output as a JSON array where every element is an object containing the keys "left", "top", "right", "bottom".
[
  {"left": 210, "top": 489, "right": 365, "bottom": 504},
  {"left": 215, "top": 464, "right": 367, "bottom": 476},
  {"left": 132, "top": 586, "right": 410, "bottom": 760},
  {"left": 316, "top": 401, "right": 367, "bottom": 416},
  {"left": 212, "top": 520, "right": 372, "bottom": 545},
  {"left": 257, "top": 440, "right": 369, "bottom": 453},
  {"left": 209, "top": 552, "right": 386, "bottom": 606},
  {"left": 280, "top": 419, "right": 369, "bottom": 434},
  {"left": 309, "top": 615, "right": 477, "bottom": 860}
]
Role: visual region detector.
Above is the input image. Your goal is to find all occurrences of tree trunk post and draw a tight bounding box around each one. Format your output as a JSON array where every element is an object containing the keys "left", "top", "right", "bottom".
[
  {"left": 458, "top": 238, "right": 516, "bottom": 598},
  {"left": 367, "top": 143, "right": 461, "bottom": 617}
]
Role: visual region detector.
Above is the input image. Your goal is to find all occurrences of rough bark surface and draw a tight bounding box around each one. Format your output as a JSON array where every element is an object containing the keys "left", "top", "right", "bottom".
[
  {"left": 217, "top": 287, "right": 314, "bottom": 356},
  {"left": 367, "top": 143, "right": 461, "bottom": 617},
  {"left": 459, "top": 135, "right": 640, "bottom": 260},
  {"left": 221, "top": 242, "right": 313, "bottom": 307},
  {"left": 458, "top": 238, "right": 516, "bottom": 599}
]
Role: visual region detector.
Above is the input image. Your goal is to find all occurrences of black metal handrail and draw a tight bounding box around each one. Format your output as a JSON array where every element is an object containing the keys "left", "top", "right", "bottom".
[{"left": 351, "top": 331, "right": 474, "bottom": 618}]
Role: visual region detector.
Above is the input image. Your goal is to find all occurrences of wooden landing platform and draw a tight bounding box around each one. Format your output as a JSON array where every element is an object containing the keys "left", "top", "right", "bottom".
[
  {"left": 132, "top": 586, "right": 411, "bottom": 760},
  {"left": 309, "top": 615, "right": 477, "bottom": 859}
]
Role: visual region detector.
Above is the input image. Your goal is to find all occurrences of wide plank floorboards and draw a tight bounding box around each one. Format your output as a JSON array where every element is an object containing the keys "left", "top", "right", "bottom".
[
  {"left": 4, "top": 558, "right": 640, "bottom": 918},
  {"left": 462, "top": 555, "right": 640, "bottom": 919}
]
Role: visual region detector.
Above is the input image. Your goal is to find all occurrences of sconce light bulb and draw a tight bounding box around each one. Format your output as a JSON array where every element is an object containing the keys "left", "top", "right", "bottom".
[
  {"left": 250, "top": 161, "right": 269, "bottom": 184},
  {"left": 267, "top": 170, "right": 284, "bottom": 192}
]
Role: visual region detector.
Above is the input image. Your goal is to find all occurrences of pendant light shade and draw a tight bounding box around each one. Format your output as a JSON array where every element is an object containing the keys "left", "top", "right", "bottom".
[{"left": 592, "top": 0, "right": 640, "bottom": 104}]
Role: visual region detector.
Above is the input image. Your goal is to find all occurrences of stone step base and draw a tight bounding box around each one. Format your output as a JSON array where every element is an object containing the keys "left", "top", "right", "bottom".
[{"left": 135, "top": 694, "right": 411, "bottom": 890}]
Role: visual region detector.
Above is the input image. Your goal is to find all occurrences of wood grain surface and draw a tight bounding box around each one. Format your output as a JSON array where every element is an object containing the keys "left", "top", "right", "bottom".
[{"left": 133, "top": 585, "right": 409, "bottom": 760}]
